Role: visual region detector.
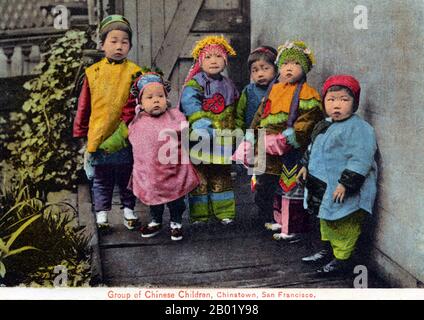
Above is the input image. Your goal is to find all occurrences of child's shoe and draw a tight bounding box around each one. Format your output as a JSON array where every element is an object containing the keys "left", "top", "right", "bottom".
[
  {"left": 140, "top": 221, "right": 162, "bottom": 238},
  {"left": 221, "top": 218, "right": 234, "bottom": 225},
  {"left": 301, "top": 249, "right": 331, "bottom": 264},
  {"left": 316, "top": 258, "right": 351, "bottom": 276},
  {"left": 170, "top": 222, "right": 183, "bottom": 241},
  {"left": 192, "top": 220, "right": 206, "bottom": 225},
  {"left": 123, "top": 207, "right": 139, "bottom": 230},
  {"left": 96, "top": 211, "right": 109, "bottom": 229},
  {"left": 273, "top": 232, "right": 300, "bottom": 243},
  {"left": 264, "top": 222, "right": 281, "bottom": 231}
]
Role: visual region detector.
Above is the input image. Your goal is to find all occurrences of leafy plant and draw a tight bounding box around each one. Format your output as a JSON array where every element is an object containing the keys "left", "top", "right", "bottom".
[
  {"left": 29, "top": 258, "right": 91, "bottom": 287},
  {"left": 21, "top": 207, "right": 91, "bottom": 287},
  {"left": 4, "top": 30, "right": 88, "bottom": 193},
  {"left": 0, "top": 214, "right": 41, "bottom": 278},
  {"left": 0, "top": 170, "right": 90, "bottom": 286}
]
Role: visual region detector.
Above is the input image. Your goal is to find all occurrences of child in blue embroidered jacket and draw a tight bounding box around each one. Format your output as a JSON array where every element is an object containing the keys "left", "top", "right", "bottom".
[
  {"left": 235, "top": 46, "right": 278, "bottom": 131},
  {"left": 297, "top": 75, "right": 378, "bottom": 275},
  {"left": 180, "top": 35, "right": 239, "bottom": 224}
]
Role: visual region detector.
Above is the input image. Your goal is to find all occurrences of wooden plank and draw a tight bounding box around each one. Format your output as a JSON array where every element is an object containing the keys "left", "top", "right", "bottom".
[
  {"left": 97, "top": 175, "right": 388, "bottom": 288},
  {"left": 101, "top": 237, "right": 288, "bottom": 278},
  {"left": 100, "top": 226, "right": 266, "bottom": 248},
  {"left": 103, "top": 264, "right": 289, "bottom": 287},
  {"left": 153, "top": 0, "right": 203, "bottom": 79},
  {"left": 77, "top": 184, "right": 103, "bottom": 285},
  {"left": 151, "top": 0, "right": 165, "bottom": 61},
  {"left": 99, "top": 201, "right": 260, "bottom": 247},
  {"left": 114, "top": 0, "right": 124, "bottom": 15},
  {"left": 77, "top": 184, "right": 92, "bottom": 227},
  {"left": 101, "top": 240, "right": 359, "bottom": 288},
  {"left": 164, "top": 1, "right": 183, "bottom": 104},
  {"left": 137, "top": 0, "right": 152, "bottom": 66},
  {"left": 123, "top": 0, "right": 139, "bottom": 63},
  {"left": 167, "top": 60, "right": 182, "bottom": 106},
  {"left": 226, "top": 33, "right": 251, "bottom": 90},
  {"left": 178, "top": 60, "right": 192, "bottom": 83},
  {"left": 192, "top": 9, "right": 249, "bottom": 32},
  {"left": 204, "top": 0, "right": 239, "bottom": 9},
  {"left": 99, "top": 175, "right": 255, "bottom": 246},
  {"left": 203, "top": 0, "right": 217, "bottom": 8},
  {"left": 240, "top": 0, "right": 250, "bottom": 20},
  {"left": 164, "top": 0, "right": 179, "bottom": 33},
  {"left": 87, "top": 0, "right": 97, "bottom": 25}
]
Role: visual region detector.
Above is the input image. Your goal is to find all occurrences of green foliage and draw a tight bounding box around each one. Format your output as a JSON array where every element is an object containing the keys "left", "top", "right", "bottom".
[
  {"left": 0, "top": 214, "right": 41, "bottom": 278},
  {"left": 0, "top": 165, "right": 90, "bottom": 286},
  {"left": 4, "top": 30, "right": 88, "bottom": 192},
  {"left": 28, "top": 259, "right": 91, "bottom": 287},
  {"left": 19, "top": 208, "right": 91, "bottom": 287}
]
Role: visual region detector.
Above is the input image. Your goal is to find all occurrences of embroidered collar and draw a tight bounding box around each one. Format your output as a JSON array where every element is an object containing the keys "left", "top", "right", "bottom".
[{"left": 106, "top": 57, "right": 126, "bottom": 64}]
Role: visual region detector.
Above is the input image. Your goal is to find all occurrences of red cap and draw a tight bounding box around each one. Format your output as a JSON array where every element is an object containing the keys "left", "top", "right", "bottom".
[{"left": 322, "top": 75, "right": 361, "bottom": 110}]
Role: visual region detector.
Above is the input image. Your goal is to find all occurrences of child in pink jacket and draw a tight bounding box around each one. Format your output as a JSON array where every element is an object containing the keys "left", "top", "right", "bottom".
[{"left": 127, "top": 73, "right": 200, "bottom": 241}]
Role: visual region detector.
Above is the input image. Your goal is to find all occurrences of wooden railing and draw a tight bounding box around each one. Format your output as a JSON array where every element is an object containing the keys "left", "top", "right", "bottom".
[
  {"left": 0, "top": 0, "right": 131, "bottom": 78},
  {"left": 0, "top": 0, "right": 99, "bottom": 77}
]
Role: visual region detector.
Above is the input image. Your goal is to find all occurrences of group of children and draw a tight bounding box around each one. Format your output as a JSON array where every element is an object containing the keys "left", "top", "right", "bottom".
[{"left": 73, "top": 15, "right": 378, "bottom": 275}]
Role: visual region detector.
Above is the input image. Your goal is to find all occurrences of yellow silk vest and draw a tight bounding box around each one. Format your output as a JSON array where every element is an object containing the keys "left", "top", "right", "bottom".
[{"left": 85, "top": 58, "right": 141, "bottom": 152}]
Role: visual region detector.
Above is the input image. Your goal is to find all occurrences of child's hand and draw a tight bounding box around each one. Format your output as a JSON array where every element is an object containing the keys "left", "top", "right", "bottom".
[
  {"left": 265, "top": 133, "right": 290, "bottom": 155},
  {"left": 333, "top": 183, "right": 346, "bottom": 203},
  {"left": 77, "top": 138, "right": 87, "bottom": 155},
  {"left": 296, "top": 166, "right": 307, "bottom": 184}
]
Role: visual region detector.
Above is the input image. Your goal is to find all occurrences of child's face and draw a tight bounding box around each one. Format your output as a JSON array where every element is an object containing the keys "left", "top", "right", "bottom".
[
  {"left": 250, "top": 59, "right": 276, "bottom": 86},
  {"left": 201, "top": 51, "right": 226, "bottom": 76},
  {"left": 141, "top": 83, "right": 168, "bottom": 116},
  {"left": 324, "top": 89, "right": 354, "bottom": 121},
  {"left": 279, "top": 61, "right": 304, "bottom": 84},
  {"left": 101, "top": 30, "right": 130, "bottom": 61}
]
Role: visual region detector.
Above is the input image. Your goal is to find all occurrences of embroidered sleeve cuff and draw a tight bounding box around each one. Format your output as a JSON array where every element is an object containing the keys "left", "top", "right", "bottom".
[
  {"left": 282, "top": 127, "right": 300, "bottom": 148},
  {"left": 338, "top": 169, "right": 366, "bottom": 193}
]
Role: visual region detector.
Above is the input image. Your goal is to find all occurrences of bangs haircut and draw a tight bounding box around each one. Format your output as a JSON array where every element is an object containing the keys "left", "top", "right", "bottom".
[
  {"left": 100, "top": 23, "right": 133, "bottom": 48},
  {"left": 248, "top": 46, "right": 278, "bottom": 72},
  {"left": 326, "top": 85, "right": 355, "bottom": 99},
  {"left": 325, "top": 85, "right": 358, "bottom": 110}
]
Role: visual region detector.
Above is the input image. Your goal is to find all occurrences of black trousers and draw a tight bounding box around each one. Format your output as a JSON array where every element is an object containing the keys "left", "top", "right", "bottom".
[
  {"left": 254, "top": 173, "right": 280, "bottom": 221},
  {"left": 150, "top": 196, "right": 186, "bottom": 224}
]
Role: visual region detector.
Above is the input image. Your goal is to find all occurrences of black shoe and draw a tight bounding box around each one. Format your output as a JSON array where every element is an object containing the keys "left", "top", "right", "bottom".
[
  {"left": 140, "top": 224, "right": 162, "bottom": 238},
  {"left": 302, "top": 249, "right": 331, "bottom": 264},
  {"left": 316, "top": 258, "right": 351, "bottom": 276},
  {"left": 170, "top": 228, "right": 183, "bottom": 241}
]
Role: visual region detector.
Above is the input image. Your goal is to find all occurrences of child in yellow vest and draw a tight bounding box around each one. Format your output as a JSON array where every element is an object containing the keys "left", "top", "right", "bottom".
[{"left": 73, "top": 15, "right": 142, "bottom": 230}]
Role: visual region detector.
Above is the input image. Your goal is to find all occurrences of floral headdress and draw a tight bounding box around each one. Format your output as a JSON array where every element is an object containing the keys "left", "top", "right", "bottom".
[
  {"left": 275, "top": 40, "right": 316, "bottom": 73},
  {"left": 191, "top": 35, "right": 236, "bottom": 60},
  {"left": 184, "top": 35, "right": 236, "bottom": 84}
]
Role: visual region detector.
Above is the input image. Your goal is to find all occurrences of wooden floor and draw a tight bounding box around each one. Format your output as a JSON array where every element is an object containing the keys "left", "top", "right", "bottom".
[{"left": 78, "top": 173, "right": 388, "bottom": 288}]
